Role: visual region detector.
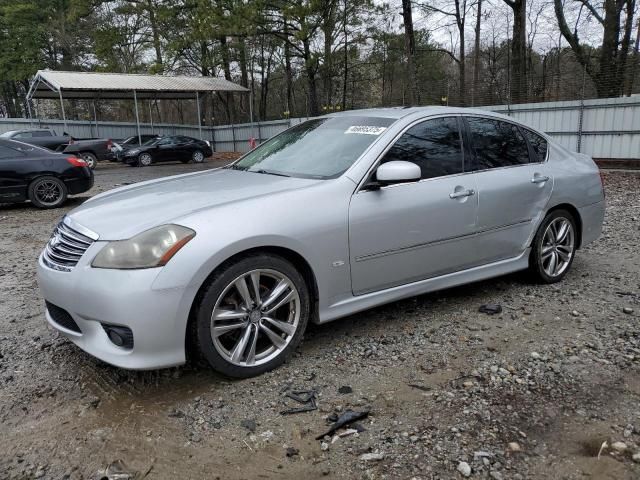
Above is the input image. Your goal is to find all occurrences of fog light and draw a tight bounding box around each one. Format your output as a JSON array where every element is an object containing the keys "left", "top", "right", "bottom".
[
  {"left": 108, "top": 330, "right": 124, "bottom": 346},
  {"left": 102, "top": 324, "right": 134, "bottom": 349}
]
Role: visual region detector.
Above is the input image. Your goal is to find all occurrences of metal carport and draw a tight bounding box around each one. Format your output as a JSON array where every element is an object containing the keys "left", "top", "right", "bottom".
[{"left": 26, "top": 70, "right": 250, "bottom": 143}]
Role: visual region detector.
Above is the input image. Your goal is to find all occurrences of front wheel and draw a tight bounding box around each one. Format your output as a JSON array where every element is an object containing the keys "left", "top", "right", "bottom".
[
  {"left": 137, "top": 152, "right": 153, "bottom": 167},
  {"left": 529, "top": 209, "right": 577, "bottom": 283},
  {"left": 193, "top": 254, "right": 310, "bottom": 378},
  {"left": 28, "top": 176, "right": 68, "bottom": 209}
]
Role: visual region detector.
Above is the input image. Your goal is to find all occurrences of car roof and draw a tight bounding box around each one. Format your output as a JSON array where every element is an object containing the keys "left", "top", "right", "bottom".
[{"left": 327, "top": 105, "right": 514, "bottom": 121}]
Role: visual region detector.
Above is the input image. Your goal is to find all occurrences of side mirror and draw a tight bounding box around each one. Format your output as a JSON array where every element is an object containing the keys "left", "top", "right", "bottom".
[{"left": 374, "top": 161, "right": 421, "bottom": 186}]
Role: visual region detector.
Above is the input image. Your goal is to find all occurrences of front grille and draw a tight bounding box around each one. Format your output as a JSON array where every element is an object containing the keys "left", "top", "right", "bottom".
[
  {"left": 42, "top": 218, "right": 96, "bottom": 272},
  {"left": 46, "top": 301, "right": 81, "bottom": 333}
]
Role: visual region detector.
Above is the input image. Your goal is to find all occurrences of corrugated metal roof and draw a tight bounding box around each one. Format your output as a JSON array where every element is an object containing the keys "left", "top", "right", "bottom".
[{"left": 29, "top": 70, "right": 248, "bottom": 100}]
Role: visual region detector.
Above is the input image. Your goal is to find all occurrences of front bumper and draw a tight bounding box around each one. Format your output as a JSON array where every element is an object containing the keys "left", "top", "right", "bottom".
[{"left": 37, "top": 242, "right": 195, "bottom": 370}]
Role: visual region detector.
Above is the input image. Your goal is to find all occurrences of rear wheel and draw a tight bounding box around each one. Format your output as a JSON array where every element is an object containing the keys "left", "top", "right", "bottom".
[
  {"left": 529, "top": 209, "right": 577, "bottom": 283},
  {"left": 28, "top": 176, "right": 68, "bottom": 209},
  {"left": 79, "top": 152, "right": 97, "bottom": 169},
  {"left": 193, "top": 254, "right": 310, "bottom": 378},
  {"left": 137, "top": 152, "right": 153, "bottom": 167}
]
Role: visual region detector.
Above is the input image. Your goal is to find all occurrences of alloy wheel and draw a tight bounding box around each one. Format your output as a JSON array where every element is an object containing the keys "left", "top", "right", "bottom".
[
  {"left": 34, "top": 180, "right": 63, "bottom": 206},
  {"left": 193, "top": 150, "right": 204, "bottom": 163},
  {"left": 210, "top": 269, "right": 301, "bottom": 367},
  {"left": 541, "top": 217, "right": 575, "bottom": 277},
  {"left": 139, "top": 153, "right": 152, "bottom": 166}
]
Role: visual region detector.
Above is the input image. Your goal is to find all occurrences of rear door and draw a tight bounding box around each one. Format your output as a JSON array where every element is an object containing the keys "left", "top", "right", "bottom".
[
  {"left": 463, "top": 116, "right": 553, "bottom": 263},
  {"left": 175, "top": 136, "right": 195, "bottom": 160},
  {"left": 348, "top": 116, "right": 479, "bottom": 294}
]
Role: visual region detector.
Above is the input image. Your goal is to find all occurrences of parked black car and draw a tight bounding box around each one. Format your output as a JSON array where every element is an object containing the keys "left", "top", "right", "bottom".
[
  {"left": 0, "top": 139, "right": 93, "bottom": 209},
  {"left": 121, "top": 135, "right": 212, "bottom": 166},
  {"left": 0, "top": 129, "right": 114, "bottom": 169},
  {"left": 111, "top": 134, "right": 159, "bottom": 162}
]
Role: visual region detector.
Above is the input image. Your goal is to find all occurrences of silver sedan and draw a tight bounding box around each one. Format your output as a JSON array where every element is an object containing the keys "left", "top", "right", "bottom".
[{"left": 37, "top": 107, "right": 605, "bottom": 377}]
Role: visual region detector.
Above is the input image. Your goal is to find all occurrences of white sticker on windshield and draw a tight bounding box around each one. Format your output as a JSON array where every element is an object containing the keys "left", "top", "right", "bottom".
[{"left": 345, "top": 126, "right": 387, "bottom": 135}]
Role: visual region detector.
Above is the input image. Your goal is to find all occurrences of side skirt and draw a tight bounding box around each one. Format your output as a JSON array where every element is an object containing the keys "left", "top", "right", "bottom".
[{"left": 319, "top": 249, "right": 531, "bottom": 323}]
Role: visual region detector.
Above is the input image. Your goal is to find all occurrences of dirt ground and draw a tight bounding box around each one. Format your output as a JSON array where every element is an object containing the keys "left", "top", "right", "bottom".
[{"left": 0, "top": 161, "right": 638, "bottom": 480}]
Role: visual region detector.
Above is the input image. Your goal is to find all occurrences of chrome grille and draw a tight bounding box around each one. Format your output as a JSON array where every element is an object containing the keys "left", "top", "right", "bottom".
[{"left": 42, "top": 217, "right": 98, "bottom": 272}]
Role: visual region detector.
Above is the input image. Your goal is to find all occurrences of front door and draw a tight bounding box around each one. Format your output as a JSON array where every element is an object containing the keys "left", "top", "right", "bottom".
[{"left": 349, "top": 116, "right": 479, "bottom": 295}]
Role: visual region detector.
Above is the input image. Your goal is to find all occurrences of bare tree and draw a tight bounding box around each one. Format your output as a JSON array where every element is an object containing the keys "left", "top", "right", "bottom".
[{"left": 402, "top": 0, "right": 419, "bottom": 105}]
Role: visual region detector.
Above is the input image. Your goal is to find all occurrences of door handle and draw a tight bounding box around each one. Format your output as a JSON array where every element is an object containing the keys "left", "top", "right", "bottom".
[
  {"left": 449, "top": 189, "right": 475, "bottom": 199},
  {"left": 531, "top": 175, "right": 550, "bottom": 184}
]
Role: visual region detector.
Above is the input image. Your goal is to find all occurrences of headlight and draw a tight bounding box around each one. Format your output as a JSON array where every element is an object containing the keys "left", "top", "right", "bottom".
[
  {"left": 125, "top": 149, "right": 140, "bottom": 156},
  {"left": 92, "top": 224, "right": 195, "bottom": 269}
]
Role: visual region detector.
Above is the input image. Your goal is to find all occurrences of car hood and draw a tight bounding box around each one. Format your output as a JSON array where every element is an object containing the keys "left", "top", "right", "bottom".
[{"left": 68, "top": 168, "right": 320, "bottom": 240}]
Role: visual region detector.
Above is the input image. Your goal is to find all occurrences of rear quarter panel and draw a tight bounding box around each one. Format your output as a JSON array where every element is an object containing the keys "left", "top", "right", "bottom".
[{"left": 545, "top": 143, "right": 605, "bottom": 247}]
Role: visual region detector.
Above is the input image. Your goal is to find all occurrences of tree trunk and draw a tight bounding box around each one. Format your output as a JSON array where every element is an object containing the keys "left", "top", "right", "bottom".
[
  {"left": 506, "top": 0, "right": 527, "bottom": 103},
  {"left": 303, "top": 37, "right": 319, "bottom": 116},
  {"left": 219, "top": 35, "right": 236, "bottom": 123},
  {"left": 459, "top": 27, "right": 466, "bottom": 106},
  {"left": 472, "top": 0, "right": 482, "bottom": 106},
  {"left": 620, "top": 0, "right": 636, "bottom": 95},
  {"left": 342, "top": 0, "right": 348, "bottom": 110},
  {"left": 598, "top": 0, "right": 622, "bottom": 97},
  {"left": 238, "top": 36, "right": 250, "bottom": 114},
  {"left": 402, "top": 0, "right": 418, "bottom": 105},
  {"left": 283, "top": 21, "right": 294, "bottom": 116},
  {"left": 322, "top": 0, "right": 337, "bottom": 107},
  {"left": 629, "top": 13, "right": 640, "bottom": 96},
  {"left": 147, "top": 0, "right": 163, "bottom": 70}
]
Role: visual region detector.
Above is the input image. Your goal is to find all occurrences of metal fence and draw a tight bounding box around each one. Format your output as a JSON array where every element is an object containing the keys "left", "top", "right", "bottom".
[{"left": 1, "top": 96, "right": 639, "bottom": 160}]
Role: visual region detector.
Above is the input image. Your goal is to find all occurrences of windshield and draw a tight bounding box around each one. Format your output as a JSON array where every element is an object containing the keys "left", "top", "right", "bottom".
[{"left": 230, "top": 116, "right": 394, "bottom": 179}]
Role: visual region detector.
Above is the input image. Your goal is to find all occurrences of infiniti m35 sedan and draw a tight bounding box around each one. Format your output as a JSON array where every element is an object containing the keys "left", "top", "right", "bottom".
[{"left": 37, "top": 107, "right": 605, "bottom": 377}]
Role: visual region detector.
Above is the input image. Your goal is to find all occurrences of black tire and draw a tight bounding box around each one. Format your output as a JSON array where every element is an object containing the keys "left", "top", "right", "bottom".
[
  {"left": 529, "top": 209, "right": 578, "bottom": 284},
  {"left": 193, "top": 254, "right": 310, "bottom": 378},
  {"left": 28, "top": 176, "right": 68, "bottom": 209},
  {"left": 79, "top": 152, "right": 97, "bottom": 169},
  {"left": 137, "top": 152, "right": 153, "bottom": 167}
]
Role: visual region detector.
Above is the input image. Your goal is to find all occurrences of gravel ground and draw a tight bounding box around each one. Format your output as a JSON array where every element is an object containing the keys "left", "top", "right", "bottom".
[{"left": 0, "top": 163, "right": 639, "bottom": 480}]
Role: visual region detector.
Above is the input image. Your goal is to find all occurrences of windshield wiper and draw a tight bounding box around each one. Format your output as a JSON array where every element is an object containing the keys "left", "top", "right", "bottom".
[
  {"left": 252, "top": 169, "right": 291, "bottom": 177},
  {"left": 226, "top": 164, "right": 247, "bottom": 171}
]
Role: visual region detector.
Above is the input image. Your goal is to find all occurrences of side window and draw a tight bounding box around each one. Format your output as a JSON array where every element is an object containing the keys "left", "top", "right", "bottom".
[
  {"left": 14, "top": 132, "right": 32, "bottom": 139},
  {"left": 467, "top": 117, "right": 530, "bottom": 169},
  {"left": 158, "top": 137, "right": 173, "bottom": 145},
  {"left": 521, "top": 128, "right": 548, "bottom": 163},
  {"left": 381, "top": 117, "right": 463, "bottom": 180},
  {"left": 32, "top": 130, "right": 52, "bottom": 137}
]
